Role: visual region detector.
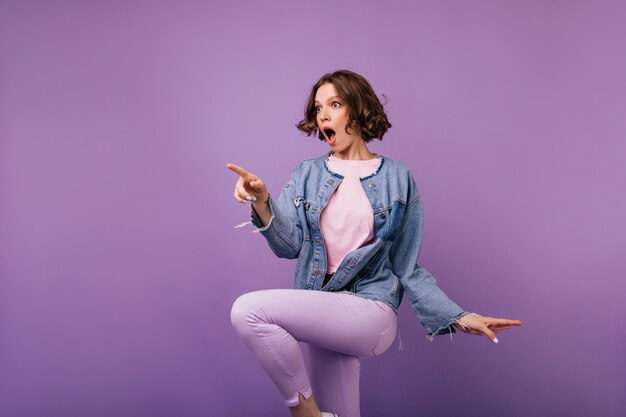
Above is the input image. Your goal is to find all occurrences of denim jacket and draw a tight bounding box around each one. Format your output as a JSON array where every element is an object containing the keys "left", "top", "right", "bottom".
[{"left": 249, "top": 153, "right": 466, "bottom": 339}]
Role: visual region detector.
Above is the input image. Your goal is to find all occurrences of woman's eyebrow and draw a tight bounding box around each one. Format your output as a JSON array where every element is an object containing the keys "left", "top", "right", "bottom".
[{"left": 314, "top": 96, "right": 340, "bottom": 104}]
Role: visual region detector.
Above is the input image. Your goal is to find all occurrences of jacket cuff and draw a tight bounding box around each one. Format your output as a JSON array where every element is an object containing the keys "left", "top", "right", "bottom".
[
  {"left": 250, "top": 196, "right": 275, "bottom": 232},
  {"left": 426, "top": 310, "right": 468, "bottom": 341}
]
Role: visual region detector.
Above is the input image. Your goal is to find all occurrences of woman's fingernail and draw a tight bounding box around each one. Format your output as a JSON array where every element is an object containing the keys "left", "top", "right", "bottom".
[
  {"left": 250, "top": 197, "right": 257, "bottom": 202},
  {"left": 245, "top": 196, "right": 252, "bottom": 201},
  {"left": 492, "top": 338, "right": 499, "bottom": 344}
]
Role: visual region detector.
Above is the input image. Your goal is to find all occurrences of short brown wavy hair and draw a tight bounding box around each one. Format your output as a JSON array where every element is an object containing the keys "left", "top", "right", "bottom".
[{"left": 296, "top": 70, "right": 392, "bottom": 142}]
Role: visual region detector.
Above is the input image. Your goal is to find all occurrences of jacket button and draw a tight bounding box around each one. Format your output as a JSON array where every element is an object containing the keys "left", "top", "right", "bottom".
[
  {"left": 369, "top": 183, "right": 376, "bottom": 189},
  {"left": 313, "top": 269, "right": 321, "bottom": 275},
  {"left": 348, "top": 260, "right": 356, "bottom": 268}
]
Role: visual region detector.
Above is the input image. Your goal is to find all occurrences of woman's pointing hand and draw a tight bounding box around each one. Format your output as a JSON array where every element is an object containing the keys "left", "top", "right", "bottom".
[
  {"left": 453, "top": 313, "right": 522, "bottom": 344},
  {"left": 227, "top": 163, "right": 271, "bottom": 227},
  {"left": 227, "top": 163, "right": 269, "bottom": 204}
]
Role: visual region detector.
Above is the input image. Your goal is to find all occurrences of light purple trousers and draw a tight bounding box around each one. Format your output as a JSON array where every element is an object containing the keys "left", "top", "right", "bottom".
[{"left": 230, "top": 289, "right": 397, "bottom": 417}]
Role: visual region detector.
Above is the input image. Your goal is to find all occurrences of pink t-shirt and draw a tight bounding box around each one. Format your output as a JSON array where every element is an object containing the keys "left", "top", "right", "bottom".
[{"left": 321, "top": 154, "right": 381, "bottom": 274}]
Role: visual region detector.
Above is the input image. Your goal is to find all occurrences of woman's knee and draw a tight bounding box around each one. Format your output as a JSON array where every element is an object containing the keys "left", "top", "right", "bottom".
[
  {"left": 230, "top": 291, "right": 267, "bottom": 338},
  {"left": 230, "top": 292, "right": 253, "bottom": 331}
]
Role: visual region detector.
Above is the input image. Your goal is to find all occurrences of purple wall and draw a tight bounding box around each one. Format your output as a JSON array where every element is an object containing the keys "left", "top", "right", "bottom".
[{"left": 1, "top": 1, "right": 624, "bottom": 416}]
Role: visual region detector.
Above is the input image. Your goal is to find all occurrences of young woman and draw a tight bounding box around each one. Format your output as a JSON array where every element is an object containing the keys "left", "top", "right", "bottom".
[{"left": 228, "top": 70, "right": 521, "bottom": 417}]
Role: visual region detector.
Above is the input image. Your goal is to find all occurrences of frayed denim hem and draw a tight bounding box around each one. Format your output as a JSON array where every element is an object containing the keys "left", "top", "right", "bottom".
[
  {"left": 426, "top": 311, "right": 469, "bottom": 341},
  {"left": 233, "top": 217, "right": 269, "bottom": 233}
]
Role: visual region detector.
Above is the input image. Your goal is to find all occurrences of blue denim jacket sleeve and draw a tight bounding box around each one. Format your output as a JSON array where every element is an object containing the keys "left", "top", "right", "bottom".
[
  {"left": 389, "top": 176, "right": 466, "bottom": 339},
  {"left": 249, "top": 174, "right": 302, "bottom": 259}
]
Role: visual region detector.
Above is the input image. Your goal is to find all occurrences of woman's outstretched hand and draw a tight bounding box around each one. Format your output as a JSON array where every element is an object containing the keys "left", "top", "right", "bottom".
[
  {"left": 226, "top": 163, "right": 269, "bottom": 204},
  {"left": 453, "top": 314, "right": 522, "bottom": 344},
  {"left": 227, "top": 163, "right": 271, "bottom": 226}
]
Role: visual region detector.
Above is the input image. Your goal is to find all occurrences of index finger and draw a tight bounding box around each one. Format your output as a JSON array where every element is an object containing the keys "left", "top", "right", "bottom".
[
  {"left": 226, "top": 163, "right": 254, "bottom": 180},
  {"left": 487, "top": 318, "right": 523, "bottom": 327}
]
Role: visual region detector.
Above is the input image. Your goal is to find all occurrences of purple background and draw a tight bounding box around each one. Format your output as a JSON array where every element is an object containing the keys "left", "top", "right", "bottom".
[{"left": 1, "top": 1, "right": 625, "bottom": 416}]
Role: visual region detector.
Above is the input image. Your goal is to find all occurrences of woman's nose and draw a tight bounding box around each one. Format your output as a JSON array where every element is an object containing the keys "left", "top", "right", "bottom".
[{"left": 319, "top": 109, "right": 329, "bottom": 121}]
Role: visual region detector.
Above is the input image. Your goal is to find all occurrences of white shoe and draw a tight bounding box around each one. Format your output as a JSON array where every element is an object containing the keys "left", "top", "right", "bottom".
[{"left": 321, "top": 413, "right": 338, "bottom": 417}]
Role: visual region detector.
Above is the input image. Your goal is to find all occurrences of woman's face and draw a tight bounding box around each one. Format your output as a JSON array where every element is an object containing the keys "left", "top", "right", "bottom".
[{"left": 314, "top": 83, "right": 362, "bottom": 152}]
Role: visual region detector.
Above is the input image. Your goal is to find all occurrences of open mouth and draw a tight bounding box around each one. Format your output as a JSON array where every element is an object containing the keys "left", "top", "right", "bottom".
[{"left": 323, "top": 128, "right": 336, "bottom": 144}]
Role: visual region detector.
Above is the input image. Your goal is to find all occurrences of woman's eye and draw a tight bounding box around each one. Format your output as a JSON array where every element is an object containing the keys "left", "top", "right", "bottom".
[
  {"left": 332, "top": 101, "right": 342, "bottom": 108},
  {"left": 315, "top": 106, "right": 322, "bottom": 113}
]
